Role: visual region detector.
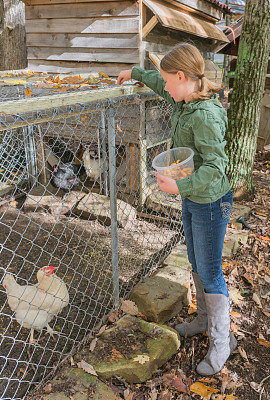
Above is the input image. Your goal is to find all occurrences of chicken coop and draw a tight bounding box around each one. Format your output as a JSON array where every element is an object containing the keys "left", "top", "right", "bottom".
[
  {"left": 21, "top": 0, "right": 230, "bottom": 78},
  {"left": 0, "top": 72, "right": 188, "bottom": 400}
]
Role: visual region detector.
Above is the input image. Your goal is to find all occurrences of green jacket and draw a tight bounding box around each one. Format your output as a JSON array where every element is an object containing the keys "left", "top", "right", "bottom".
[{"left": 131, "top": 67, "right": 231, "bottom": 203}]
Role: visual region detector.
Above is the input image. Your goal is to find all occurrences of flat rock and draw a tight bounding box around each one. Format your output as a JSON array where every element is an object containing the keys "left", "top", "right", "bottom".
[
  {"left": 23, "top": 186, "right": 85, "bottom": 216},
  {"left": 78, "top": 315, "right": 180, "bottom": 383},
  {"left": 130, "top": 273, "right": 188, "bottom": 324},
  {"left": 74, "top": 192, "right": 136, "bottom": 227},
  {"left": 230, "top": 204, "right": 251, "bottom": 222},
  {"left": 40, "top": 366, "right": 119, "bottom": 400},
  {"left": 223, "top": 230, "right": 249, "bottom": 258}
]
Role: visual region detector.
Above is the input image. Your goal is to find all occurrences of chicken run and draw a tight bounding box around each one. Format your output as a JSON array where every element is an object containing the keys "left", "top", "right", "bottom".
[{"left": 0, "top": 74, "right": 183, "bottom": 399}]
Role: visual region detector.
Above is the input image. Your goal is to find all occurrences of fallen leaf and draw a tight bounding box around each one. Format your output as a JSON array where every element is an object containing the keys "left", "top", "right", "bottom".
[
  {"left": 199, "top": 378, "right": 217, "bottom": 384},
  {"left": 229, "top": 288, "right": 244, "bottom": 305},
  {"left": 158, "top": 390, "right": 172, "bottom": 400},
  {"left": 108, "top": 310, "right": 121, "bottom": 323},
  {"left": 190, "top": 382, "right": 219, "bottom": 397},
  {"left": 188, "top": 302, "right": 197, "bottom": 314},
  {"left": 44, "top": 383, "right": 52, "bottom": 394},
  {"left": 89, "top": 338, "right": 97, "bottom": 352},
  {"left": 5, "top": 78, "right": 26, "bottom": 85},
  {"left": 134, "top": 81, "right": 144, "bottom": 87},
  {"left": 97, "top": 325, "right": 106, "bottom": 336},
  {"left": 225, "top": 395, "right": 238, "bottom": 400},
  {"left": 115, "top": 123, "right": 123, "bottom": 133},
  {"left": 55, "top": 86, "right": 67, "bottom": 92},
  {"left": 241, "top": 273, "right": 254, "bottom": 286},
  {"left": 62, "top": 75, "right": 83, "bottom": 84},
  {"left": 100, "top": 78, "right": 114, "bottom": 84},
  {"left": 149, "top": 388, "right": 158, "bottom": 400},
  {"left": 24, "top": 88, "right": 32, "bottom": 97},
  {"left": 70, "top": 356, "right": 75, "bottom": 366},
  {"left": 120, "top": 299, "right": 139, "bottom": 316},
  {"left": 171, "top": 375, "right": 189, "bottom": 393},
  {"left": 238, "top": 346, "right": 249, "bottom": 362},
  {"left": 98, "top": 72, "right": 110, "bottom": 78},
  {"left": 77, "top": 360, "right": 98, "bottom": 376},
  {"left": 252, "top": 292, "right": 262, "bottom": 308},
  {"left": 230, "top": 311, "right": 241, "bottom": 318},
  {"left": 250, "top": 381, "right": 261, "bottom": 392},
  {"left": 258, "top": 235, "right": 270, "bottom": 242},
  {"left": 257, "top": 337, "right": 270, "bottom": 348},
  {"left": 133, "top": 355, "right": 150, "bottom": 364},
  {"left": 222, "top": 262, "right": 230, "bottom": 269}
]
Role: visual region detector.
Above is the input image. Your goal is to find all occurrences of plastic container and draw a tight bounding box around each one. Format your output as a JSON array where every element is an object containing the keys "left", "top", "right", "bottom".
[{"left": 152, "top": 147, "right": 194, "bottom": 180}]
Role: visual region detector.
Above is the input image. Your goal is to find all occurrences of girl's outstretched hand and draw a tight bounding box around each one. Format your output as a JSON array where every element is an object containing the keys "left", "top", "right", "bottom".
[
  {"left": 117, "top": 69, "right": 132, "bottom": 85},
  {"left": 156, "top": 173, "right": 180, "bottom": 195}
]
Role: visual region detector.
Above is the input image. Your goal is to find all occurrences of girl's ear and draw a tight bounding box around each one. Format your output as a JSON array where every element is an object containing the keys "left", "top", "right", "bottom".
[{"left": 177, "top": 71, "right": 185, "bottom": 82}]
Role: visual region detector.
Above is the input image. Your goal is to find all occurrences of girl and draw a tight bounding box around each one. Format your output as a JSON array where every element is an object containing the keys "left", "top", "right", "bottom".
[{"left": 117, "top": 43, "right": 237, "bottom": 376}]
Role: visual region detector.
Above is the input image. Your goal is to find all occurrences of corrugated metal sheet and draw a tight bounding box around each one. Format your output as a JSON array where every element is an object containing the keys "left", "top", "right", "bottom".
[{"left": 143, "top": 0, "right": 230, "bottom": 42}]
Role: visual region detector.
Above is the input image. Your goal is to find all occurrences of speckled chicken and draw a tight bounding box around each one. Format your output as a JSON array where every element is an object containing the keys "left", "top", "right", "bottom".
[
  {"left": 51, "top": 163, "right": 85, "bottom": 191},
  {"left": 2, "top": 266, "right": 69, "bottom": 344}
]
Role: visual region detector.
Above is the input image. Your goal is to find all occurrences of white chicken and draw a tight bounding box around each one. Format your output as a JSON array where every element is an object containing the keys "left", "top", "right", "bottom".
[
  {"left": 82, "top": 148, "right": 108, "bottom": 181},
  {"left": 2, "top": 266, "right": 69, "bottom": 344}
]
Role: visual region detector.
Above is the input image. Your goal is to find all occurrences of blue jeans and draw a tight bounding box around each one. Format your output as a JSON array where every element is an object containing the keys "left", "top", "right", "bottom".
[{"left": 182, "top": 190, "right": 233, "bottom": 297}]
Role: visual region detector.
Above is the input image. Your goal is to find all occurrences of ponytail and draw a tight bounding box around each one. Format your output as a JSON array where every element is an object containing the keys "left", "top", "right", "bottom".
[{"left": 160, "top": 43, "right": 222, "bottom": 101}]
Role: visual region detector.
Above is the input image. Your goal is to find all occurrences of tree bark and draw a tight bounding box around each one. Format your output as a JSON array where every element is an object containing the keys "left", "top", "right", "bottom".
[
  {"left": 0, "top": 0, "right": 27, "bottom": 70},
  {"left": 226, "top": 0, "right": 270, "bottom": 199}
]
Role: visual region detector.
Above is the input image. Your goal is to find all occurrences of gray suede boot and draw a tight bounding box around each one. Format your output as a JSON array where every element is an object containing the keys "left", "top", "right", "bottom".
[
  {"left": 196, "top": 293, "right": 237, "bottom": 376},
  {"left": 174, "top": 273, "right": 208, "bottom": 337}
]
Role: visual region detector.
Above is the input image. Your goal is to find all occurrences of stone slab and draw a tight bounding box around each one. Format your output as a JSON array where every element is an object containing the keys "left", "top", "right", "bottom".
[
  {"left": 130, "top": 274, "right": 188, "bottom": 324},
  {"left": 230, "top": 204, "right": 251, "bottom": 223},
  {"left": 78, "top": 315, "right": 180, "bottom": 384},
  {"left": 75, "top": 192, "right": 136, "bottom": 228},
  {"left": 41, "top": 366, "right": 119, "bottom": 400},
  {"left": 223, "top": 231, "right": 249, "bottom": 258}
]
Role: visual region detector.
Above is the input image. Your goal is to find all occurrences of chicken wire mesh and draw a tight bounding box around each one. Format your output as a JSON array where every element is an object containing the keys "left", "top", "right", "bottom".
[{"left": 0, "top": 87, "right": 184, "bottom": 399}]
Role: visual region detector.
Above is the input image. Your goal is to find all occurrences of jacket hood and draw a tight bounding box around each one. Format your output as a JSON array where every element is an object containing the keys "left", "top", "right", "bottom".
[{"left": 181, "top": 95, "right": 224, "bottom": 113}]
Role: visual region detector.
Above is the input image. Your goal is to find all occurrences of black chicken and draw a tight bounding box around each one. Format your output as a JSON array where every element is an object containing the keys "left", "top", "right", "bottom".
[{"left": 51, "top": 163, "right": 85, "bottom": 191}]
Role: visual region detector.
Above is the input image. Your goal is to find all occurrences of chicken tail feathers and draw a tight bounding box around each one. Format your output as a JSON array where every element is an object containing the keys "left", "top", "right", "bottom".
[{"left": 2, "top": 273, "right": 16, "bottom": 292}]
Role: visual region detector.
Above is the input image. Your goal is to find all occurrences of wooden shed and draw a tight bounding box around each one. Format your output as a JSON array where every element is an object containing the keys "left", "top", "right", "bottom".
[
  {"left": 216, "top": 17, "right": 270, "bottom": 149},
  {"left": 21, "top": 0, "right": 230, "bottom": 78}
]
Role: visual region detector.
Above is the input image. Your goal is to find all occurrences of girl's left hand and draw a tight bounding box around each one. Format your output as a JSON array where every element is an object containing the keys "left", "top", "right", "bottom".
[{"left": 155, "top": 173, "right": 180, "bottom": 194}]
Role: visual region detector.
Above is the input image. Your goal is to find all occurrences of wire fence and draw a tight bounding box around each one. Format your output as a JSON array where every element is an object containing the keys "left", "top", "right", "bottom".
[{"left": 0, "top": 85, "right": 184, "bottom": 400}]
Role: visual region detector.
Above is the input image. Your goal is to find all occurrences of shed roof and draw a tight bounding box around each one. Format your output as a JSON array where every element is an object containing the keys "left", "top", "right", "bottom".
[
  {"left": 215, "top": 16, "right": 243, "bottom": 54},
  {"left": 143, "top": 0, "right": 229, "bottom": 42}
]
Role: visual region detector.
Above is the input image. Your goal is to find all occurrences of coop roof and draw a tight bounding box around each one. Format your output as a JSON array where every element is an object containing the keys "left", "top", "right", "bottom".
[{"left": 143, "top": 0, "right": 230, "bottom": 42}]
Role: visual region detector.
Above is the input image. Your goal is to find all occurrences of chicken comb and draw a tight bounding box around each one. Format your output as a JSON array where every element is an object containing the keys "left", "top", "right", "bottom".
[{"left": 42, "top": 265, "right": 56, "bottom": 275}]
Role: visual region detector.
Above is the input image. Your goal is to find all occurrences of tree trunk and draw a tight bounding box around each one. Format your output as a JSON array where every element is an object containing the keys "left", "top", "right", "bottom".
[
  {"left": 0, "top": 0, "right": 27, "bottom": 71},
  {"left": 226, "top": 0, "right": 270, "bottom": 199}
]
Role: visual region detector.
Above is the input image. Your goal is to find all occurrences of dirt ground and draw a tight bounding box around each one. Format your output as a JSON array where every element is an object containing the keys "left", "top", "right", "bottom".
[
  {"left": 1, "top": 149, "right": 270, "bottom": 400},
  {"left": 0, "top": 182, "right": 179, "bottom": 399}
]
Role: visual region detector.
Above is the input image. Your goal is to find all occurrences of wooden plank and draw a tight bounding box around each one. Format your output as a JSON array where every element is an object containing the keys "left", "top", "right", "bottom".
[
  {"left": 27, "top": 47, "right": 140, "bottom": 63},
  {"left": 25, "top": 2, "right": 139, "bottom": 19},
  {"left": 27, "top": 59, "right": 138, "bottom": 75},
  {"left": 142, "top": 15, "right": 158, "bottom": 38},
  {"left": 26, "top": 33, "right": 139, "bottom": 48},
  {"left": 34, "top": 127, "right": 48, "bottom": 183},
  {"left": 165, "top": 0, "right": 223, "bottom": 21},
  {"left": 126, "top": 143, "right": 139, "bottom": 191},
  {"left": 26, "top": 17, "right": 139, "bottom": 34},
  {"left": 0, "top": 85, "right": 152, "bottom": 115},
  {"left": 23, "top": 0, "right": 120, "bottom": 3}
]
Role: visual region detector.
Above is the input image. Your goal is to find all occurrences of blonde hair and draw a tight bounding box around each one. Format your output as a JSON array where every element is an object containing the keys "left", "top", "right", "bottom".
[{"left": 160, "top": 42, "right": 222, "bottom": 101}]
